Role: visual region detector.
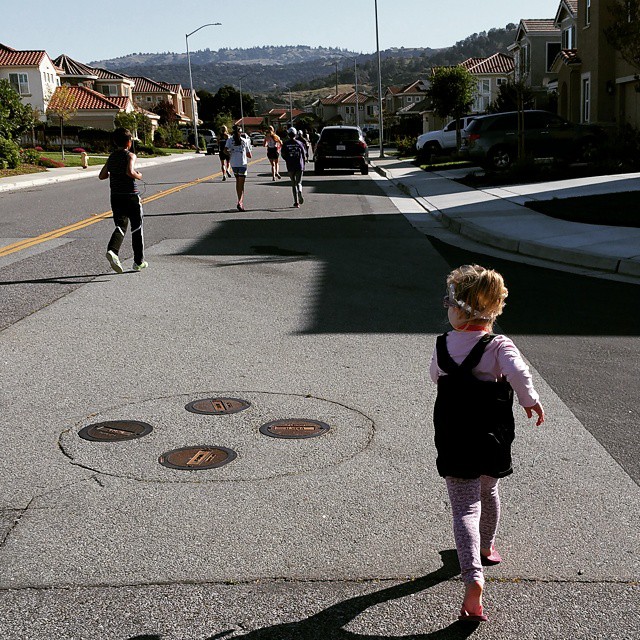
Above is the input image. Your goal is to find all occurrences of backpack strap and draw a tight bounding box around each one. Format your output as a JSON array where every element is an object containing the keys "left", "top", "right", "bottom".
[{"left": 436, "top": 332, "right": 496, "bottom": 375}]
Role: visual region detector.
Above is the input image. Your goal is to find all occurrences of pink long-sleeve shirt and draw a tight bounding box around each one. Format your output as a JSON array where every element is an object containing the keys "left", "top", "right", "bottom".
[{"left": 429, "top": 330, "right": 539, "bottom": 408}]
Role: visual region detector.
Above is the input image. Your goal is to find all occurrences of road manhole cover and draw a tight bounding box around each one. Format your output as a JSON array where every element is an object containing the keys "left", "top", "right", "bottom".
[
  {"left": 259, "top": 419, "right": 330, "bottom": 439},
  {"left": 185, "top": 397, "right": 251, "bottom": 415},
  {"left": 158, "top": 446, "right": 237, "bottom": 470},
  {"left": 78, "top": 420, "right": 153, "bottom": 442}
]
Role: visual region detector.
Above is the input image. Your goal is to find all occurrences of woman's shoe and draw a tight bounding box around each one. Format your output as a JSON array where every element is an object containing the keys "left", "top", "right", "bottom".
[
  {"left": 237, "top": 203, "right": 245, "bottom": 212},
  {"left": 481, "top": 546, "right": 502, "bottom": 566}
]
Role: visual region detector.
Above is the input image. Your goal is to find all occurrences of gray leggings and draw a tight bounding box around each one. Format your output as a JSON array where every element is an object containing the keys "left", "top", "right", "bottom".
[
  {"left": 445, "top": 475, "right": 501, "bottom": 585},
  {"left": 289, "top": 170, "right": 303, "bottom": 203}
]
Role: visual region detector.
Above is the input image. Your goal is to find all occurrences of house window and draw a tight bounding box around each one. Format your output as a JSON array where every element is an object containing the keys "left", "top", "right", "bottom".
[
  {"left": 367, "top": 105, "right": 375, "bottom": 116},
  {"left": 101, "top": 85, "right": 117, "bottom": 96},
  {"left": 562, "top": 25, "right": 575, "bottom": 48},
  {"left": 547, "top": 42, "right": 562, "bottom": 71},
  {"left": 497, "top": 78, "right": 507, "bottom": 86},
  {"left": 585, "top": 0, "right": 591, "bottom": 25},
  {"left": 474, "top": 79, "right": 491, "bottom": 113},
  {"left": 582, "top": 75, "right": 591, "bottom": 122},
  {"left": 9, "top": 73, "right": 29, "bottom": 95},
  {"left": 146, "top": 96, "right": 152, "bottom": 102}
]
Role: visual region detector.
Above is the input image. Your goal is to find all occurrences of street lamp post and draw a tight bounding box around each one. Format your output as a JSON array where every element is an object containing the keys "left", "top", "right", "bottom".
[
  {"left": 288, "top": 88, "right": 293, "bottom": 127},
  {"left": 186, "top": 22, "right": 221, "bottom": 153},
  {"left": 238, "top": 74, "right": 248, "bottom": 134},
  {"left": 374, "top": 0, "right": 384, "bottom": 158}
]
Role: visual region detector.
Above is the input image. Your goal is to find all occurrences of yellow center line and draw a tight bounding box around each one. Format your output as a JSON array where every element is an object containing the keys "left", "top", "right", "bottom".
[{"left": 0, "top": 157, "right": 266, "bottom": 259}]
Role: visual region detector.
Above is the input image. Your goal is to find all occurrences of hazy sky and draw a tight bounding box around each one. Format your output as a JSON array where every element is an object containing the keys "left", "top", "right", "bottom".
[{"left": 2, "top": 0, "right": 560, "bottom": 63}]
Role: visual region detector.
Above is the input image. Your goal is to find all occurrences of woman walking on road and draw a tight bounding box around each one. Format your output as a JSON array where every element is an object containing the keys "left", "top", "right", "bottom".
[
  {"left": 430, "top": 264, "right": 544, "bottom": 623},
  {"left": 225, "top": 125, "right": 252, "bottom": 211},
  {"left": 218, "top": 125, "right": 233, "bottom": 181},
  {"left": 264, "top": 125, "right": 282, "bottom": 181}
]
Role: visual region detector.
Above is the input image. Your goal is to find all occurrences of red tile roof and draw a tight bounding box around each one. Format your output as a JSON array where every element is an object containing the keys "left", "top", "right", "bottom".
[
  {"left": 521, "top": 19, "right": 559, "bottom": 33},
  {"left": 93, "top": 67, "right": 131, "bottom": 81},
  {"left": 107, "top": 96, "right": 132, "bottom": 110},
  {"left": 129, "top": 76, "right": 171, "bottom": 93},
  {"left": 159, "top": 82, "right": 182, "bottom": 93},
  {"left": 397, "top": 80, "right": 427, "bottom": 94},
  {"left": 340, "top": 91, "right": 372, "bottom": 104},
  {"left": 0, "top": 46, "right": 49, "bottom": 67},
  {"left": 566, "top": 0, "right": 578, "bottom": 13},
  {"left": 235, "top": 116, "right": 264, "bottom": 126},
  {"left": 463, "top": 53, "right": 514, "bottom": 75},
  {"left": 48, "top": 85, "right": 123, "bottom": 111}
]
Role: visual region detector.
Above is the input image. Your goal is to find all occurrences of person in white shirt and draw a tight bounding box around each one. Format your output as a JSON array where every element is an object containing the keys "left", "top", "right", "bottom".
[{"left": 225, "top": 125, "right": 252, "bottom": 211}]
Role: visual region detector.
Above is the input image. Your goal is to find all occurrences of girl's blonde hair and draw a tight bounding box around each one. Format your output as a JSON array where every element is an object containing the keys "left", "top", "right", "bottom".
[{"left": 446, "top": 264, "right": 508, "bottom": 329}]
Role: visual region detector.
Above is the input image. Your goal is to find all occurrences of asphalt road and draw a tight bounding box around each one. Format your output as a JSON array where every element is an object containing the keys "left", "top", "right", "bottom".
[{"left": 0, "top": 149, "right": 638, "bottom": 639}]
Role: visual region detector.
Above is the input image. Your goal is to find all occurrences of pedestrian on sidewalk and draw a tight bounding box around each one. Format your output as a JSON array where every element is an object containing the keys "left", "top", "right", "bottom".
[
  {"left": 218, "top": 125, "right": 233, "bottom": 181},
  {"left": 430, "top": 264, "right": 544, "bottom": 623},
  {"left": 225, "top": 125, "right": 252, "bottom": 211},
  {"left": 280, "top": 127, "right": 307, "bottom": 208},
  {"left": 99, "top": 127, "right": 147, "bottom": 273},
  {"left": 264, "top": 125, "right": 282, "bottom": 181}
]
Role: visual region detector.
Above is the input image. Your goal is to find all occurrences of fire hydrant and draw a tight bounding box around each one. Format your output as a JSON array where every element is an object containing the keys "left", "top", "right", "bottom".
[{"left": 81, "top": 151, "right": 89, "bottom": 169}]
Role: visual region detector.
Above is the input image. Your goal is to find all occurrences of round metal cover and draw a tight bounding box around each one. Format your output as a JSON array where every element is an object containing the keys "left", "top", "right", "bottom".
[
  {"left": 78, "top": 420, "right": 153, "bottom": 442},
  {"left": 158, "top": 446, "right": 237, "bottom": 470},
  {"left": 185, "top": 397, "right": 251, "bottom": 415},
  {"left": 259, "top": 419, "right": 330, "bottom": 439}
]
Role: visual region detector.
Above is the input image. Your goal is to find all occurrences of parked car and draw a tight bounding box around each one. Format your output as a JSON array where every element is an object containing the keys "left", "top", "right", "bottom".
[
  {"left": 314, "top": 125, "right": 369, "bottom": 175},
  {"left": 205, "top": 136, "right": 219, "bottom": 154},
  {"left": 250, "top": 132, "right": 266, "bottom": 145},
  {"left": 461, "top": 110, "right": 604, "bottom": 170},
  {"left": 416, "top": 116, "right": 476, "bottom": 161}
]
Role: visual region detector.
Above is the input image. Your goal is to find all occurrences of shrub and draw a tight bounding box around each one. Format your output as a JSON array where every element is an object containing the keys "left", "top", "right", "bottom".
[
  {"left": 20, "top": 148, "right": 41, "bottom": 165},
  {"left": 0, "top": 136, "right": 21, "bottom": 168},
  {"left": 134, "top": 144, "right": 167, "bottom": 156},
  {"left": 39, "top": 156, "right": 65, "bottom": 168},
  {"left": 72, "top": 147, "right": 86, "bottom": 153},
  {"left": 34, "top": 145, "right": 43, "bottom": 151},
  {"left": 395, "top": 136, "right": 418, "bottom": 158}
]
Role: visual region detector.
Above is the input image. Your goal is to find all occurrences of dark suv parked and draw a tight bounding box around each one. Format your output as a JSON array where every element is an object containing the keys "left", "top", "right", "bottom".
[
  {"left": 461, "top": 110, "right": 603, "bottom": 170},
  {"left": 314, "top": 125, "right": 369, "bottom": 175}
]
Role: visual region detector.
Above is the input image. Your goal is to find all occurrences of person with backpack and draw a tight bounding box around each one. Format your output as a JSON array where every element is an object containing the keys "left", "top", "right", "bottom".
[
  {"left": 280, "top": 127, "right": 307, "bottom": 208},
  {"left": 430, "top": 264, "right": 544, "bottom": 623}
]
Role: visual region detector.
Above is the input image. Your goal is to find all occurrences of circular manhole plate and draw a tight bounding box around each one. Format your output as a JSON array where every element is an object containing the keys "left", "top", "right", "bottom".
[
  {"left": 259, "top": 419, "right": 330, "bottom": 439},
  {"left": 78, "top": 420, "right": 153, "bottom": 442},
  {"left": 158, "top": 446, "right": 237, "bottom": 470},
  {"left": 185, "top": 397, "right": 251, "bottom": 415}
]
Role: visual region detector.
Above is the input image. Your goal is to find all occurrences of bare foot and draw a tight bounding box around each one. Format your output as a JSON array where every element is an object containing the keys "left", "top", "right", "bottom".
[{"left": 462, "top": 581, "right": 483, "bottom": 616}]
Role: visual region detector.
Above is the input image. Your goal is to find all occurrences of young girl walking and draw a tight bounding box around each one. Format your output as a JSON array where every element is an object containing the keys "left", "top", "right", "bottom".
[
  {"left": 218, "top": 125, "right": 233, "bottom": 181},
  {"left": 430, "top": 264, "right": 544, "bottom": 623},
  {"left": 264, "top": 125, "right": 282, "bottom": 180},
  {"left": 225, "top": 125, "right": 252, "bottom": 211}
]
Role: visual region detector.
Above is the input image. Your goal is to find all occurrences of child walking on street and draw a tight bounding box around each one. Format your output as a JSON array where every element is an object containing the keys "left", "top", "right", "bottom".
[
  {"left": 99, "top": 127, "right": 147, "bottom": 273},
  {"left": 430, "top": 264, "right": 544, "bottom": 623},
  {"left": 280, "top": 127, "right": 307, "bottom": 208}
]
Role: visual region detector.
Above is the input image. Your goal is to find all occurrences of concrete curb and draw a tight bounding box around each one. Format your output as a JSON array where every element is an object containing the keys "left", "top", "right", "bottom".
[
  {"left": 0, "top": 153, "right": 199, "bottom": 194},
  {"left": 370, "top": 159, "right": 640, "bottom": 281}
]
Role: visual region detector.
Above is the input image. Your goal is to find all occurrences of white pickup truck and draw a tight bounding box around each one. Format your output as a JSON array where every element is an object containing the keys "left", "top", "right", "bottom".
[{"left": 416, "top": 116, "right": 476, "bottom": 160}]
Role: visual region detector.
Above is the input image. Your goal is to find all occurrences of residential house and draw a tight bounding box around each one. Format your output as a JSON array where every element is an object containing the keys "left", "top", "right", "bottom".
[
  {"left": 0, "top": 43, "right": 61, "bottom": 119},
  {"left": 508, "top": 19, "right": 562, "bottom": 108},
  {"left": 234, "top": 116, "right": 265, "bottom": 134},
  {"left": 384, "top": 80, "right": 428, "bottom": 114},
  {"left": 461, "top": 53, "right": 515, "bottom": 113},
  {"left": 262, "top": 107, "right": 306, "bottom": 131},
  {"left": 313, "top": 91, "right": 377, "bottom": 127},
  {"left": 158, "top": 82, "right": 190, "bottom": 125},
  {"left": 47, "top": 84, "right": 134, "bottom": 130},
  {"left": 182, "top": 87, "right": 199, "bottom": 124},
  {"left": 54, "top": 54, "right": 135, "bottom": 100},
  {"left": 551, "top": 0, "right": 640, "bottom": 129}
]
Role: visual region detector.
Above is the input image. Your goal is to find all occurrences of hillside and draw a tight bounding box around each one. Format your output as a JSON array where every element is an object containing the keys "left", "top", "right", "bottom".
[{"left": 89, "top": 25, "right": 517, "bottom": 95}]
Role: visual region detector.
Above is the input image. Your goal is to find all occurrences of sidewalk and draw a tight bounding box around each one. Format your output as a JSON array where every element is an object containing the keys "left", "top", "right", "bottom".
[
  {"left": 371, "top": 158, "right": 640, "bottom": 280},
  {"left": 0, "top": 151, "right": 199, "bottom": 193}
]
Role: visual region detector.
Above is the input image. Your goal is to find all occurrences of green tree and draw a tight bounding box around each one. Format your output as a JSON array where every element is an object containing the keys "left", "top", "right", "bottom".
[
  {"left": 0, "top": 79, "right": 35, "bottom": 141},
  {"left": 426, "top": 66, "right": 475, "bottom": 149},
  {"left": 151, "top": 99, "right": 178, "bottom": 125},
  {"left": 487, "top": 81, "right": 535, "bottom": 113},
  {"left": 604, "top": 1, "right": 640, "bottom": 71},
  {"left": 211, "top": 85, "right": 256, "bottom": 120},
  {"left": 46, "top": 86, "right": 77, "bottom": 160}
]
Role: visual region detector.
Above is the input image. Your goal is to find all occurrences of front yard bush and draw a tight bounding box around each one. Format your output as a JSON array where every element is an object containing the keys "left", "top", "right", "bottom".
[
  {"left": 395, "top": 136, "right": 418, "bottom": 158},
  {"left": 20, "top": 148, "right": 41, "bottom": 165},
  {"left": 0, "top": 136, "right": 21, "bottom": 169}
]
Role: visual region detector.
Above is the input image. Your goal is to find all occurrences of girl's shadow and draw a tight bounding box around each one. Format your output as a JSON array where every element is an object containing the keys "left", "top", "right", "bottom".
[{"left": 216, "top": 550, "right": 475, "bottom": 640}]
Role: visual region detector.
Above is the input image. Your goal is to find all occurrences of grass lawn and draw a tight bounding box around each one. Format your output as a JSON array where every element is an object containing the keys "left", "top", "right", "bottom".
[
  {"left": 0, "top": 164, "right": 47, "bottom": 178},
  {"left": 526, "top": 191, "right": 640, "bottom": 228},
  {"left": 39, "top": 152, "right": 106, "bottom": 167}
]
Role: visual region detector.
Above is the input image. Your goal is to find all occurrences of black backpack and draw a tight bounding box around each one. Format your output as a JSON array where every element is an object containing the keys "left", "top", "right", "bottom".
[{"left": 433, "top": 333, "right": 515, "bottom": 479}]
